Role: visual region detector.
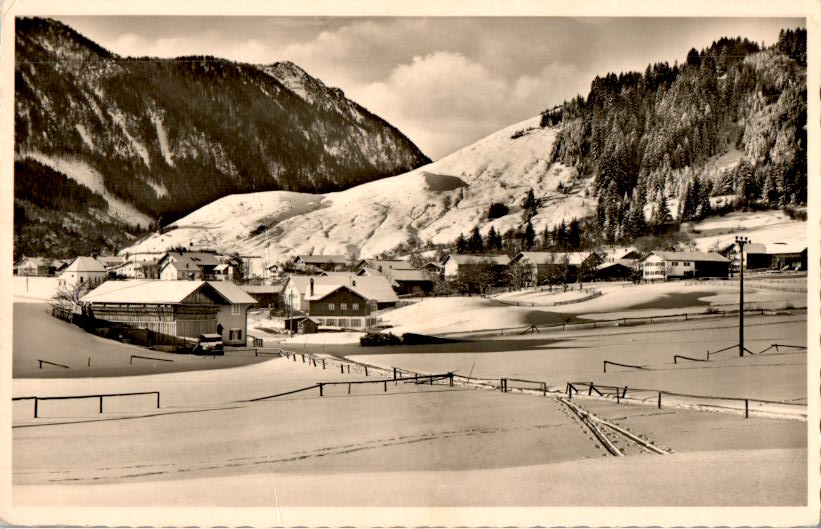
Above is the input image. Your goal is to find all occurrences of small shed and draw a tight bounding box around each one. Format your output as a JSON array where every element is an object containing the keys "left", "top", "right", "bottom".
[{"left": 299, "top": 317, "right": 320, "bottom": 334}]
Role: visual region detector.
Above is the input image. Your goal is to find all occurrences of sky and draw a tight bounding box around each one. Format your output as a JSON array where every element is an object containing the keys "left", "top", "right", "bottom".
[{"left": 56, "top": 16, "right": 804, "bottom": 160}]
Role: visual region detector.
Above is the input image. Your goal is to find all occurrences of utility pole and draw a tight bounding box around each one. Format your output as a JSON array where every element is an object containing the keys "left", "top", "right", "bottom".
[{"left": 735, "top": 235, "right": 749, "bottom": 357}]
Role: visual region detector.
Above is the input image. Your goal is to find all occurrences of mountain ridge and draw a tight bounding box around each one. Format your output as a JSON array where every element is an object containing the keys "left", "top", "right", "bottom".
[{"left": 14, "top": 17, "right": 430, "bottom": 258}]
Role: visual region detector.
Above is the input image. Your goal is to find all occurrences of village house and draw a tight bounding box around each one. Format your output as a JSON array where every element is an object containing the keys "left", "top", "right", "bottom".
[
  {"left": 442, "top": 254, "right": 511, "bottom": 279},
  {"left": 16, "top": 257, "right": 53, "bottom": 276},
  {"left": 59, "top": 256, "right": 108, "bottom": 288},
  {"left": 742, "top": 242, "right": 807, "bottom": 271},
  {"left": 508, "top": 251, "right": 602, "bottom": 284},
  {"left": 282, "top": 274, "right": 398, "bottom": 314},
  {"left": 641, "top": 251, "right": 729, "bottom": 281},
  {"left": 422, "top": 261, "right": 445, "bottom": 279},
  {"left": 595, "top": 259, "right": 638, "bottom": 281},
  {"left": 383, "top": 268, "right": 434, "bottom": 296},
  {"left": 79, "top": 279, "right": 256, "bottom": 346},
  {"left": 292, "top": 254, "right": 349, "bottom": 273},
  {"left": 355, "top": 258, "right": 411, "bottom": 274},
  {"left": 306, "top": 282, "right": 377, "bottom": 330},
  {"left": 241, "top": 284, "right": 285, "bottom": 309},
  {"left": 157, "top": 251, "right": 221, "bottom": 280}
]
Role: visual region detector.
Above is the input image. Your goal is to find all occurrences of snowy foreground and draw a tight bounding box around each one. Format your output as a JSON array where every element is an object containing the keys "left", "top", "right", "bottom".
[{"left": 10, "top": 277, "right": 810, "bottom": 517}]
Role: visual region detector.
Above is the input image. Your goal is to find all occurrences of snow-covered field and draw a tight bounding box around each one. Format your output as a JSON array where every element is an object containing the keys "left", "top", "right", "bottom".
[
  {"left": 11, "top": 272, "right": 809, "bottom": 512},
  {"left": 124, "top": 116, "right": 592, "bottom": 270},
  {"left": 689, "top": 209, "right": 806, "bottom": 251}
]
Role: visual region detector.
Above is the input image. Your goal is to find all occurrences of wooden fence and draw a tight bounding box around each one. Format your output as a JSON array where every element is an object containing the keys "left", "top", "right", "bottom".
[{"left": 13, "top": 391, "right": 161, "bottom": 419}]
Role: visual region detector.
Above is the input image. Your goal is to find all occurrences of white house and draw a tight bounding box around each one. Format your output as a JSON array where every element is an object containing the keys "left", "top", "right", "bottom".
[
  {"left": 641, "top": 251, "right": 729, "bottom": 281},
  {"left": 282, "top": 274, "right": 398, "bottom": 313},
  {"left": 442, "top": 254, "right": 511, "bottom": 278},
  {"left": 58, "top": 256, "right": 108, "bottom": 288}
]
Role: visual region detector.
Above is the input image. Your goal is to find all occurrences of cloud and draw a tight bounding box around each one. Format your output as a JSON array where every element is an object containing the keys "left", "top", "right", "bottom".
[{"left": 354, "top": 51, "right": 584, "bottom": 159}]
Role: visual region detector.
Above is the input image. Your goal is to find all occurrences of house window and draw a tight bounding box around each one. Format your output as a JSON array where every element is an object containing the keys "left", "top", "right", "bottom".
[
  {"left": 326, "top": 318, "right": 336, "bottom": 327},
  {"left": 328, "top": 303, "right": 335, "bottom": 311},
  {"left": 338, "top": 318, "right": 349, "bottom": 327},
  {"left": 350, "top": 318, "right": 362, "bottom": 327},
  {"left": 231, "top": 304, "right": 240, "bottom": 315},
  {"left": 229, "top": 329, "right": 242, "bottom": 341},
  {"left": 341, "top": 303, "right": 347, "bottom": 311},
  {"left": 352, "top": 303, "right": 359, "bottom": 311}
]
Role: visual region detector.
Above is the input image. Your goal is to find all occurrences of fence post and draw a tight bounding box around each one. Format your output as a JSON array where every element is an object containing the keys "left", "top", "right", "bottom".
[
  {"left": 500, "top": 378, "right": 504, "bottom": 392},
  {"left": 347, "top": 364, "right": 350, "bottom": 374},
  {"left": 543, "top": 382, "right": 547, "bottom": 396},
  {"left": 312, "top": 358, "right": 316, "bottom": 367},
  {"left": 657, "top": 392, "right": 662, "bottom": 409},
  {"left": 88, "top": 357, "right": 91, "bottom": 367},
  {"left": 302, "top": 354, "right": 305, "bottom": 363},
  {"left": 34, "top": 398, "right": 38, "bottom": 418},
  {"left": 616, "top": 389, "right": 620, "bottom": 404},
  {"left": 99, "top": 396, "right": 103, "bottom": 414},
  {"left": 322, "top": 359, "right": 326, "bottom": 370},
  {"left": 622, "top": 386, "right": 628, "bottom": 399},
  {"left": 319, "top": 383, "right": 324, "bottom": 397},
  {"left": 450, "top": 373, "right": 454, "bottom": 387},
  {"left": 393, "top": 367, "right": 397, "bottom": 380},
  {"left": 341, "top": 364, "right": 344, "bottom": 374},
  {"left": 347, "top": 383, "right": 351, "bottom": 395},
  {"left": 745, "top": 399, "right": 749, "bottom": 418},
  {"left": 430, "top": 375, "right": 433, "bottom": 385},
  {"left": 384, "top": 381, "right": 387, "bottom": 392},
  {"left": 156, "top": 392, "right": 160, "bottom": 409},
  {"left": 603, "top": 360, "right": 607, "bottom": 373},
  {"left": 588, "top": 383, "right": 593, "bottom": 396},
  {"left": 365, "top": 366, "right": 368, "bottom": 376}
]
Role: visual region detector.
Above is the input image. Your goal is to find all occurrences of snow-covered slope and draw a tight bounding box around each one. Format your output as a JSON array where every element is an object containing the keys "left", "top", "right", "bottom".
[{"left": 125, "top": 116, "right": 592, "bottom": 265}]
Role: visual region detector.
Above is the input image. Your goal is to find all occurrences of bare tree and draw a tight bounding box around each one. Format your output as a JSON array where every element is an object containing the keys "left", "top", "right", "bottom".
[{"left": 51, "top": 278, "right": 101, "bottom": 309}]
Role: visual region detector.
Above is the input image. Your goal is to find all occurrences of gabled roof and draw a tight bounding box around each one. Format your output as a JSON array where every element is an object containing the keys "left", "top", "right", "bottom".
[
  {"left": 81, "top": 280, "right": 210, "bottom": 304},
  {"left": 96, "top": 255, "right": 125, "bottom": 267},
  {"left": 443, "top": 254, "right": 511, "bottom": 265},
  {"left": 648, "top": 251, "right": 729, "bottom": 263},
  {"left": 286, "top": 274, "right": 398, "bottom": 303},
  {"left": 389, "top": 269, "right": 431, "bottom": 282},
  {"left": 511, "top": 252, "right": 589, "bottom": 266},
  {"left": 18, "top": 257, "right": 51, "bottom": 267},
  {"left": 208, "top": 281, "right": 257, "bottom": 304},
  {"left": 596, "top": 259, "right": 637, "bottom": 271},
  {"left": 241, "top": 284, "right": 285, "bottom": 294},
  {"left": 356, "top": 258, "right": 411, "bottom": 271},
  {"left": 161, "top": 251, "right": 220, "bottom": 267},
  {"left": 294, "top": 254, "right": 348, "bottom": 265},
  {"left": 64, "top": 256, "right": 107, "bottom": 273},
  {"left": 758, "top": 242, "right": 807, "bottom": 255},
  {"left": 161, "top": 257, "right": 200, "bottom": 272},
  {"left": 80, "top": 279, "right": 256, "bottom": 305}
]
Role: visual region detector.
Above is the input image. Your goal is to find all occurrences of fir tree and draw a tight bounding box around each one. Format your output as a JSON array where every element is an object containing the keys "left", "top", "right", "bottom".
[
  {"left": 523, "top": 221, "right": 536, "bottom": 251},
  {"left": 468, "top": 226, "right": 484, "bottom": 254}
]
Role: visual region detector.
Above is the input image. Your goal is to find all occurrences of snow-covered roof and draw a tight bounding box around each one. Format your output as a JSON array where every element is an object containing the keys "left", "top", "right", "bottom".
[
  {"left": 214, "top": 263, "right": 230, "bottom": 271},
  {"left": 18, "top": 257, "right": 51, "bottom": 268},
  {"left": 96, "top": 255, "right": 125, "bottom": 267},
  {"left": 512, "top": 252, "right": 588, "bottom": 266},
  {"left": 444, "top": 254, "right": 511, "bottom": 265},
  {"left": 356, "top": 258, "right": 411, "bottom": 271},
  {"left": 81, "top": 280, "right": 209, "bottom": 304},
  {"left": 596, "top": 259, "right": 637, "bottom": 271},
  {"left": 64, "top": 256, "right": 107, "bottom": 273},
  {"left": 648, "top": 251, "right": 729, "bottom": 263},
  {"left": 389, "top": 269, "right": 431, "bottom": 282},
  {"left": 295, "top": 254, "right": 348, "bottom": 265},
  {"left": 287, "top": 274, "right": 398, "bottom": 303},
  {"left": 208, "top": 281, "right": 257, "bottom": 304},
  {"left": 241, "top": 284, "right": 285, "bottom": 294},
  {"left": 81, "top": 279, "right": 256, "bottom": 305},
  {"left": 751, "top": 242, "right": 807, "bottom": 255},
  {"left": 162, "top": 251, "right": 220, "bottom": 267}
]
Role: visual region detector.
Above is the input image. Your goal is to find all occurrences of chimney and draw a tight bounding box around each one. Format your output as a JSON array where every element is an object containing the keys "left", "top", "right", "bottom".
[{"left": 310, "top": 278, "right": 314, "bottom": 297}]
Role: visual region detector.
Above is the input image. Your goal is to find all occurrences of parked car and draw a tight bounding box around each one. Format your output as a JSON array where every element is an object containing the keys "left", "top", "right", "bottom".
[{"left": 193, "top": 333, "right": 224, "bottom": 355}]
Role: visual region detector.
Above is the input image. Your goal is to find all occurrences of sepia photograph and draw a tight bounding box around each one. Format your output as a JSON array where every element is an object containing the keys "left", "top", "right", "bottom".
[{"left": 1, "top": 1, "right": 818, "bottom": 527}]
